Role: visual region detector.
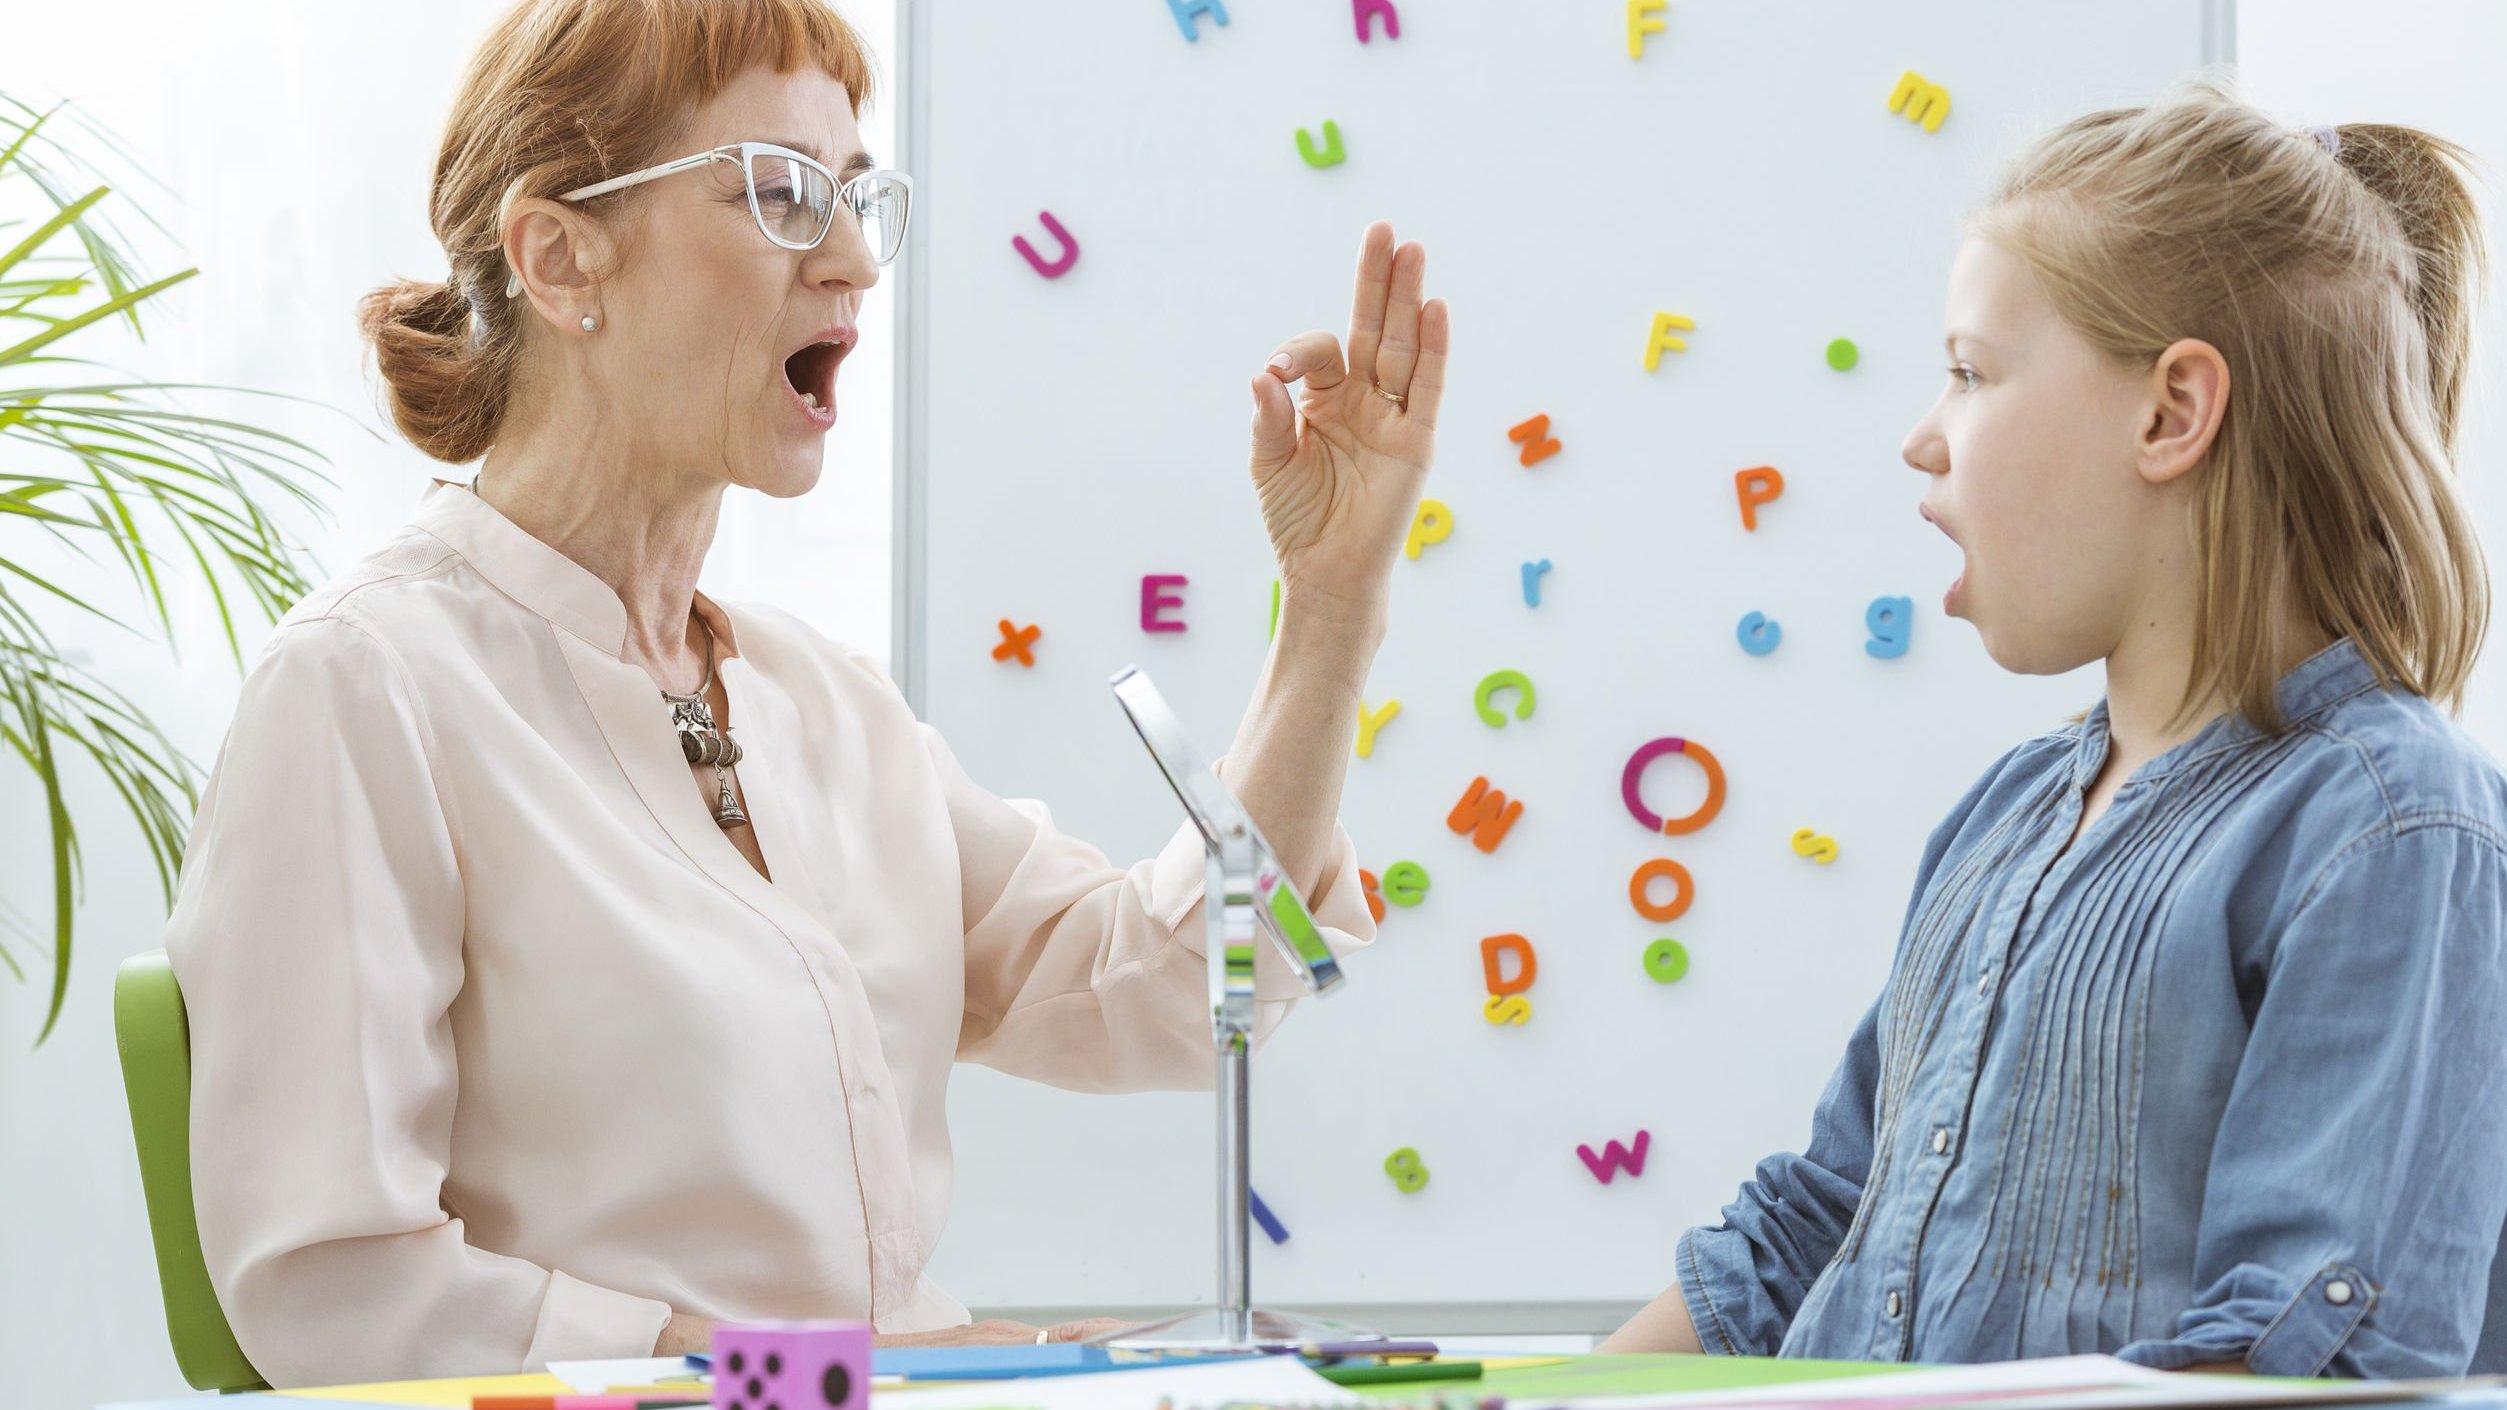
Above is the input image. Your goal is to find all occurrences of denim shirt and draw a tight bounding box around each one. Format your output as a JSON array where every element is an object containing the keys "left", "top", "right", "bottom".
[{"left": 1679, "top": 639, "right": 2507, "bottom": 1377}]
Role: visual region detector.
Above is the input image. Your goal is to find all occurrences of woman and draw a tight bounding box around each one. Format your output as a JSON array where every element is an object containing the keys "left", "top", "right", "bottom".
[{"left": 161, "top": 0, "right": 1449, "bottom": 1388}]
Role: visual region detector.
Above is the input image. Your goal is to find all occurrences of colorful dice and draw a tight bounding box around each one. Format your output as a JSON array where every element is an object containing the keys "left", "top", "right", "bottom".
[{"left": 711, "top": 1320, "right": 872, "bottom": 1410}]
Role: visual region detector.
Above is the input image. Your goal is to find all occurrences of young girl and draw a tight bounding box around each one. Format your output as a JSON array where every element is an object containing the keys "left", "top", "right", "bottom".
[{"left": 1602, "top": 79, "right": 2506, "bottom": 1377}]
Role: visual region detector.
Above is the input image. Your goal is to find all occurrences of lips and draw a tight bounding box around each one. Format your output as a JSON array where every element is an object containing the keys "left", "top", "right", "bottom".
[{"left": 780, "top": 327, "right": 855, "bottom": 413}]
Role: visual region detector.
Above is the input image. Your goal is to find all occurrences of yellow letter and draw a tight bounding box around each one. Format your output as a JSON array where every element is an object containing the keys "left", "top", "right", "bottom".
[
  {"left": 1357, "top": 698, "right": 1403, "bottom": 758},
  {"left": 1888, "top": 70, "right": 1951, "bottom": 133},
  {"left": 1626, "top": 0, "right": 1667, "bottom": 59},
  {"left": 1644, "top": 311, "right": 1695, "bottom": 371},
  {"left": 1404, "top": 498, "right": 1453, "bottom": 559}
]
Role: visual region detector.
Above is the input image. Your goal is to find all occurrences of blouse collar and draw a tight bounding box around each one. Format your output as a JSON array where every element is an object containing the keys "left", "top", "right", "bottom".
[{"left": 411, "top": 478, "right": 742, "bottom": 662}]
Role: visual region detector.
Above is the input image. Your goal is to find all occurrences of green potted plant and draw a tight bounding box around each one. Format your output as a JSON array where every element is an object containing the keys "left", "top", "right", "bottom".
[{"left": 1, "top": 93, "right": 334, "bottom": 1043}]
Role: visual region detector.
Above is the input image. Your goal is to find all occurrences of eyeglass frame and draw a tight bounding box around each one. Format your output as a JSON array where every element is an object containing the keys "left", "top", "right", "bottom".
[{"left": 501, "top": 140, "right": 912, "bottom": 297}]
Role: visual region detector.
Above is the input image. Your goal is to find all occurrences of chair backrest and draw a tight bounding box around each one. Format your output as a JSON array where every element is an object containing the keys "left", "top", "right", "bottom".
[{"left": 113, "top": 949, "right": 266, "bottom": 1393}]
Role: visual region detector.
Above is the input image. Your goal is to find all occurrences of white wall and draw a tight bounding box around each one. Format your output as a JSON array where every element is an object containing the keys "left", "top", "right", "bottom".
[{"left": 1, "top": 2, "right": 2501, "bottom": 1406}]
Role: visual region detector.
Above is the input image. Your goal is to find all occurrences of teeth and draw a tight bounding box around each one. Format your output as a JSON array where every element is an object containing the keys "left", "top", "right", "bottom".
[{"left": 800, "top": 391, "right": 822, "bottom": 409}]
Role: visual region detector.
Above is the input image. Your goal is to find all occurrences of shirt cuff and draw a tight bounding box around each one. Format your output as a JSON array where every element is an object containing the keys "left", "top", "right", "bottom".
[
  {"left": 2114, "top": 1262, "right": 2377, "bottom": 1376},
  {"left": 521, "top": 1267, "right": 676, "bottom": 1369},
  {"left": 1677, "top": 1226, "right": 1760, "bottom": 1357}
]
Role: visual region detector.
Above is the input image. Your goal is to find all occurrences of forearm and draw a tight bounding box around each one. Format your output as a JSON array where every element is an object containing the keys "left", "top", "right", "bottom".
[
  {"left": 1220, "top": 584, "right": 1384, "bottom": 899},
  {"left": 1599, "top": 1283, "right": 1707, "bottom": 1354}
]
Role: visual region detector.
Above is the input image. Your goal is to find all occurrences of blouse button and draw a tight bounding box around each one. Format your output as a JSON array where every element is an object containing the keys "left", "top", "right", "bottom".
[
  {"left": 2326, "top": 1279, "right": 2355, "bottom": 1306},
  {"left": 1932, "top": 1128, "right": 1951, "bottom": 1154},
  {"left": 1977, "top": 970, "right": 1992, "bottom": 996},
  {"left": 1887, "top": 1291, "right": 1903, "bottom": 1318}
]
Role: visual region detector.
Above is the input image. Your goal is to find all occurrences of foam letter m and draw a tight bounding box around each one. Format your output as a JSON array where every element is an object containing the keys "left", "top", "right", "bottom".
[{"left": 1888, "top": 70, "right": 1951, "bottom": 133}]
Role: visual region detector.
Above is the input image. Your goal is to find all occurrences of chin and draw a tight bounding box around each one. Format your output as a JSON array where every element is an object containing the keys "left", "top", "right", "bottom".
[
  {"left": 749, "top": 453, "right": 827, "bottom": 499},
  {"left": 1972, "top": 619, "right": 2099, "bottom": 678}
]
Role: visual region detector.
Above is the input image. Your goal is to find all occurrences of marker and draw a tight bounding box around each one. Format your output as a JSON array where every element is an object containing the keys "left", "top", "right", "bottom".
[{"left": 1316, "top": 1358, "right": 1483, "bottom": 1387}]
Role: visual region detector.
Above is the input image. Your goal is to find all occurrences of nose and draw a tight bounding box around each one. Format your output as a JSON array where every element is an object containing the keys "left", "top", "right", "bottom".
[
  {"left": 1902, "top": 393, "right": 1949, "bottom": 478},
  {"left": 802, "top": 208, "right": 881, "bottom": 296}
]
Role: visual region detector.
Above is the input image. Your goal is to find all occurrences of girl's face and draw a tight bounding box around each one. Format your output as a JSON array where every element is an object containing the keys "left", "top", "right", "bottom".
[{"left": 1901, "top": 236, "right": 2189, "bottom": 677}]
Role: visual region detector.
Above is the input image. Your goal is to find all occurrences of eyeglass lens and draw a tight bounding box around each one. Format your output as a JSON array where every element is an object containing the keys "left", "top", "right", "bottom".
[{"left": 745, "top": 149, "right": 909, "bottom": 264}]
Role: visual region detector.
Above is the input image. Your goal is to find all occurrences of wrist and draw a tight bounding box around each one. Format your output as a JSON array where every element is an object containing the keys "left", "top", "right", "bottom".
[{"left": 1275, "top": 579, "right": 1388, "bottom": 650}]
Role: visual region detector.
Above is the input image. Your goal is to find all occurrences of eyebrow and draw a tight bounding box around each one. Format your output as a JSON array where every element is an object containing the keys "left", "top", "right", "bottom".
[
  {"left": 767, "top": 138, "right": 876, "bottom": 177},
  {"left": 1944, "top": 332, "right": 1995, "bottom": 356}
]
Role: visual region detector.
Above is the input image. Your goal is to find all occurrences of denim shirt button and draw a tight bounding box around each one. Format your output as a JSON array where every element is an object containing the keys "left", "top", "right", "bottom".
[
  {"left": 1887, "top": 1291, "right": 1903, "bottom": 1318},
  {"left": 2326, "top": 1279, "right": 2355, "bottom": 1306},
  {"left": 1932, "top": 1127, "right": 1952, "bottom": 1154}
]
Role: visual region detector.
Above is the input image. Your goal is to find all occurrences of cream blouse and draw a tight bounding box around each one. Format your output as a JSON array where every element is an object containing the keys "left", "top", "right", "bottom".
[{"left": 161, "top": 481, "right": 1373, "bottom": 1388}]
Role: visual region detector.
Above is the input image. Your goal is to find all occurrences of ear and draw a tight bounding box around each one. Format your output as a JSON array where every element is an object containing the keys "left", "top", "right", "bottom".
[
  {"left": 502, "top": 198, "right": 611, "bottom": 329},
  {"left": 2137, "top": 337, "right": 2230, "bottom": 487}
]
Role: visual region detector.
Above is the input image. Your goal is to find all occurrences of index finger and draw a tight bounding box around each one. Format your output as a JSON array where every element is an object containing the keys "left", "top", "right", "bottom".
[{"left": 1345, "top": 220, "right": 1396, "bottom": 382}]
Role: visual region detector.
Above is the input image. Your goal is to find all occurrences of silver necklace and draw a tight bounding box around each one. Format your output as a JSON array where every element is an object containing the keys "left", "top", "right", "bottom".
[{"left": 661, "top": 615, "right": 748, "bottom": 829}]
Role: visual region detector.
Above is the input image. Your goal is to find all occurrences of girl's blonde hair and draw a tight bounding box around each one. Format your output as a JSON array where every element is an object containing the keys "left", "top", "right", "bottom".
[
  {"left": 1970, "top": 75, "right": 2490, "bottom": 731},
  {"left": 357, "top": 0, "right": 876, "bottom": 465}
]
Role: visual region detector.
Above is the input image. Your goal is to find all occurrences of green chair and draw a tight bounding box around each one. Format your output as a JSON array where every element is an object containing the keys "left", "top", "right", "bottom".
[{"left": 114, "top": 948, "right": 267, "bottom": 1393}]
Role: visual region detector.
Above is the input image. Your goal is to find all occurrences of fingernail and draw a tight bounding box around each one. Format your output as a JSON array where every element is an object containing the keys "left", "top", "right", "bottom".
[{"left": 1267, "top": 352, "right": 1293, "bottom": 371}]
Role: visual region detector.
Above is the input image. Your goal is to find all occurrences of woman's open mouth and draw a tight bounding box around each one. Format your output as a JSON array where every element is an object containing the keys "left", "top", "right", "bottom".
[{"left": 781, "top": 328, "right": 853, "bottom": 429}]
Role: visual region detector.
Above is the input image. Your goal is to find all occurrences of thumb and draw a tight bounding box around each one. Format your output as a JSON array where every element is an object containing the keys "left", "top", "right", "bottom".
[{"left": 1248, "top": 363, "right": 1297, "bottom": 472}]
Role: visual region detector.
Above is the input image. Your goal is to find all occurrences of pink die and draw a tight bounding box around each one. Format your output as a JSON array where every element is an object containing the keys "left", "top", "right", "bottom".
[{"left": 711, "top": 1320, "right": 872, "bottom": 1410}]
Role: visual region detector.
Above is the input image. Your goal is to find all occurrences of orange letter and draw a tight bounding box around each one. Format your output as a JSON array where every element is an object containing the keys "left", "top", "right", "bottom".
[
  {"left": 1447, "top": 776, "right": 1524, "bottom": 853},
  {"left": 1481, "top": 933, "right": 1539, "bottom": 995},
  {"left": 1630, "top": 858, "right": 1695, "bottom": 923},
  {"left": 1735, "top": 466, "right": 1785, "bottom": 531}
]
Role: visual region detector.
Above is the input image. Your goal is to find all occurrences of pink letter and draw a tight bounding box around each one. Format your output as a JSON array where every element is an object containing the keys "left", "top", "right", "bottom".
[
  {"left": 1576, "top": 1130, "right": 1652, "bottom": 1184},
  {"left": 1141, "top": 575, "right": 1190, "bottom": 633},
  {"left": 1353, "top": 0, "right": 1400, "bottom": 42}
]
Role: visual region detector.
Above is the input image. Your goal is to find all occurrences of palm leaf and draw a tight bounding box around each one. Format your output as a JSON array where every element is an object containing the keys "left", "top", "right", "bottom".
[{"left": 0, "top": 91, "right": 334, "bottom": 1042}]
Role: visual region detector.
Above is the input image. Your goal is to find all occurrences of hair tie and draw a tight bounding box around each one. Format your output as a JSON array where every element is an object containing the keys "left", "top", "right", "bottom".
[{"left": 2307, "top": 124, "right": 2342, "bottom": 159}]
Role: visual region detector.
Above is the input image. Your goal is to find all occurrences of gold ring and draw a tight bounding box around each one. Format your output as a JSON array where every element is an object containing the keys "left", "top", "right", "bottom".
[{"left": 1371, "top": 381, "right": 1407, "bottom": 406}]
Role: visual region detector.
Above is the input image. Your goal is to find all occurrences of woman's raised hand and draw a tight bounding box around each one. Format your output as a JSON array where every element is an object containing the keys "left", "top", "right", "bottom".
[{"left": 1247, "top": 220, "right": 1450, "bottom": 625}]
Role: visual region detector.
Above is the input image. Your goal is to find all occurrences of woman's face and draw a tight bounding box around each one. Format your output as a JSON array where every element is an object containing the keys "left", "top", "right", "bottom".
[
  {"left": 1900, "top": 235, "right": 2182, "bottom": 677},
  {"left": 581, "top": 65, "right": 881, "bottom": 498}
]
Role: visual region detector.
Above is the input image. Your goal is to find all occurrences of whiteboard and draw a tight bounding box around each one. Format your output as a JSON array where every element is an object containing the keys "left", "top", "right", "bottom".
[{"left": 894, "top": 0, "right": 2229, "bottom": 1319}]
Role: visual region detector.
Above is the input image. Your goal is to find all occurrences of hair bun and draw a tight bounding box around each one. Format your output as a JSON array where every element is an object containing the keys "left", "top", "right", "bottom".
[{"left": 356, "top": 275, "right": 507, "bottom": 465}]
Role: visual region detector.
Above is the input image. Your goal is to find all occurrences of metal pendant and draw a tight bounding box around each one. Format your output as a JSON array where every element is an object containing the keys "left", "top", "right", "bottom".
[
  {"left": 712, "top": 768, "right": 749, "bottom": 829},
  {"left": 679, "top": 727, "right": 744, "bottom": 767}
]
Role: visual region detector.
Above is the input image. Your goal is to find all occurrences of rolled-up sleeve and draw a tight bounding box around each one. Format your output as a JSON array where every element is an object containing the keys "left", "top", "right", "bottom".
[
  {"left": 2115, "top": 820, "right": 2507, "bottom": 1378},
  {"left": 164, "top": 617, "right": 671, "bottom": 1387},
  {"left": 929, "top": 721, "right": 1375, "bottom": 1093},
  {"left": 1679, "top": 995, "right": 1882, "bottom": 1356}
]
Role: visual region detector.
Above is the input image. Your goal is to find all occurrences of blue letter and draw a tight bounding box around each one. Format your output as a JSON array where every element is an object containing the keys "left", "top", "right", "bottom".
[{"left": 1166, "top": 0, "right": 1229, "bottom": 41}]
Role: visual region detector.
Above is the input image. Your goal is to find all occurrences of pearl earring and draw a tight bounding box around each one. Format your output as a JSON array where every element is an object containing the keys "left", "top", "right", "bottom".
[{"left": 579, "top": 314, "right": 599, "bottom": 333}]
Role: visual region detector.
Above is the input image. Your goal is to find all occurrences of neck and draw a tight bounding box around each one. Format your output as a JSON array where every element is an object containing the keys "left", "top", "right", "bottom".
[
  {"left": 2099, "top": 582, "right": 2331, "bottom": 773},
  {"left": 473, "top": 426, "right": 721, "bottom": 685},
  {"left": 2100, "top": 610, "right": 2218, "bottom": 771}
]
